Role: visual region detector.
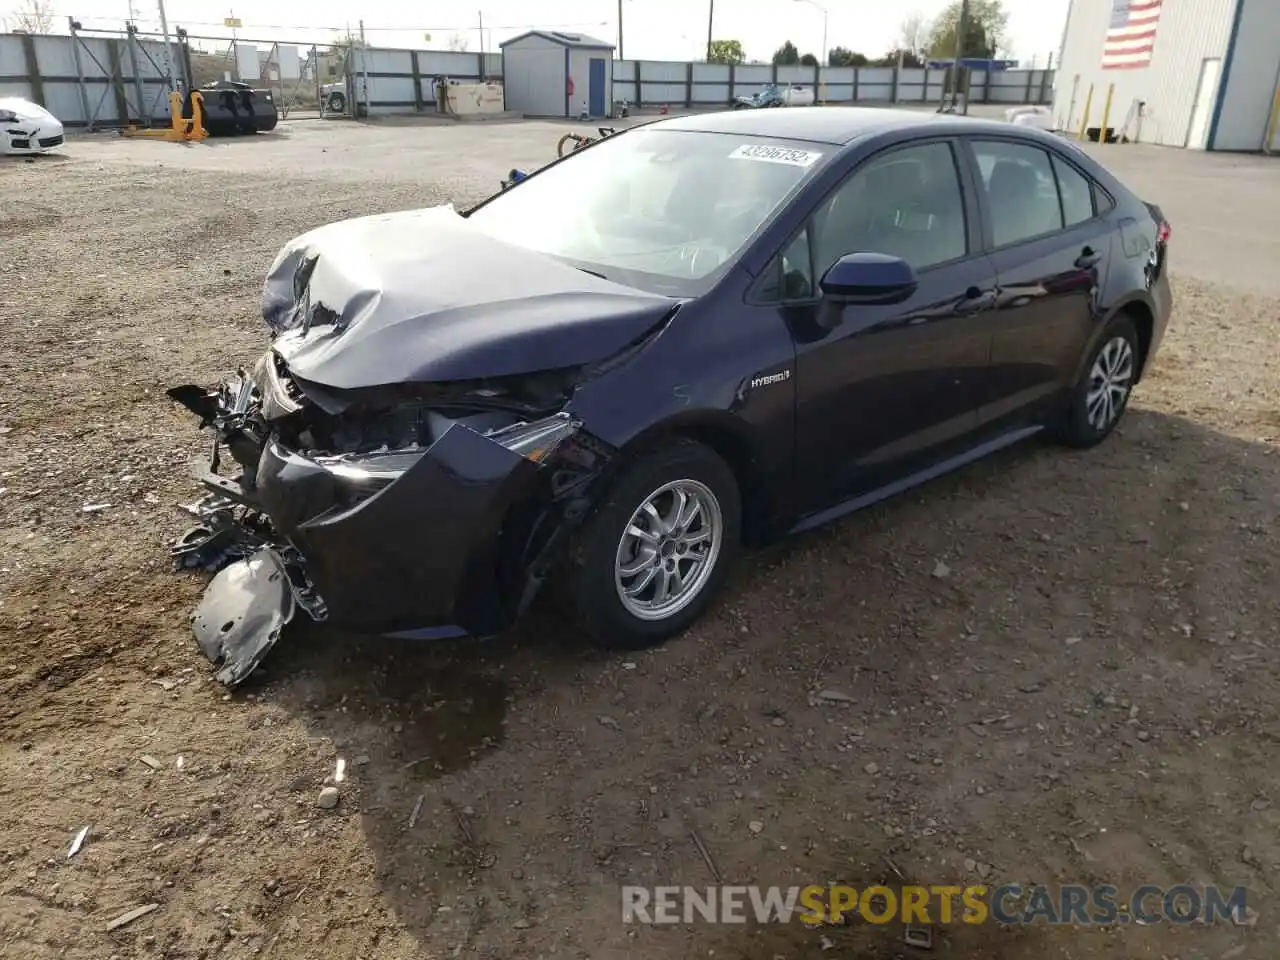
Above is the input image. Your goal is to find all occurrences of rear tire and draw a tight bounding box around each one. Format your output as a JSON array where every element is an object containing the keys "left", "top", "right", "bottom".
[
  {"left": 1054, "top": 314, "right": 1140, "bottom": 448},
  {"left": 565, "top": 440, "right": 741, "bottom": 651}
]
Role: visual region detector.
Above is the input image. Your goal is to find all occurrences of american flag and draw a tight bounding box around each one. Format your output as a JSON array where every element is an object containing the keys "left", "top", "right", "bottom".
[{"left": 1101, "top": 0, "right": 1164, "bottom": 70}]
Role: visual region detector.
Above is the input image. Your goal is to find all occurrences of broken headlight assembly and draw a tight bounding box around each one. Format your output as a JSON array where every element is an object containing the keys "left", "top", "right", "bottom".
[{"left": 313, "top": 411, "right": 582, "bottom": 498}]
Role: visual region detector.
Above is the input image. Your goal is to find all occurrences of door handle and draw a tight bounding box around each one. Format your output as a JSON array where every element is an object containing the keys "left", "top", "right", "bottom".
[
  {"left": 953, "top": 286, "right": 995, "bottom": 314},
  {"left": 1075, "top": 246, "right": 1102, "bottom": 269}
]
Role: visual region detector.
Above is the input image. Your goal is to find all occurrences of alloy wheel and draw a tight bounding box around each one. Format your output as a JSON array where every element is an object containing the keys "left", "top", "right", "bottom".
[
  {"left": 1085, "top": 335, "right": 1135, "bottom": 432},
  {"left": 614, "top": 479, "right": 723, "bottom": 621}
]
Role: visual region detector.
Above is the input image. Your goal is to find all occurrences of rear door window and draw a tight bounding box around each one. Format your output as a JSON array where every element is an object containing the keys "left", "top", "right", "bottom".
[
  {"left": 1051, "top": 155, "right": 1096, "bottom": 227},
  {"left": 971, "top": 140, "right": 1064, "bottom": 247}
]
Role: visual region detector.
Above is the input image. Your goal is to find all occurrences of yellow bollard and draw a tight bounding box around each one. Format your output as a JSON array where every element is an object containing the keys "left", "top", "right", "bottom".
[
  {"left": 1076, "top": 84, "right": 1094, "bottom": 141},
  {"left": 1264, "top": 87, "right": 1280, "bottom": 155},
  {"left": 1098, "top": 83, "right": 1115, "bottom": 144}
]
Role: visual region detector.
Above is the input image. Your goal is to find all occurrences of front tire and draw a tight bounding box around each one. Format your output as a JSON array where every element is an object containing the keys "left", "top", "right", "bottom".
[
  {"left": 1055, "top": 314, "right": 1140, "bottom": 448},
  {"left": 565, "top": 440, "right": 741, "bottom": 650}
]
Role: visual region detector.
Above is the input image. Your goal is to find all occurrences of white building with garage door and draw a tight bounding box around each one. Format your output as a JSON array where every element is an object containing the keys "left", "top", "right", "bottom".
[
  {"left": 500, "top": 31, "right": 615, "bottom": 119},
  {"left": 1054, "top": 0, "right": 1280, "bottom": 151}
]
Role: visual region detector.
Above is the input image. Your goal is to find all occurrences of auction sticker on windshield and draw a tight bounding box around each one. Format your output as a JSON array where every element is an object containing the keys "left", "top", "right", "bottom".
[{"left": 729, "top": 144, "right": 823, "bottom": 167}]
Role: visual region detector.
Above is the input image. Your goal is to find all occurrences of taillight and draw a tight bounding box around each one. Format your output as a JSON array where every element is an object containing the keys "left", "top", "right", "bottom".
[{"left": 1144, "top": 200, "right": 1170, "bottom": 245}]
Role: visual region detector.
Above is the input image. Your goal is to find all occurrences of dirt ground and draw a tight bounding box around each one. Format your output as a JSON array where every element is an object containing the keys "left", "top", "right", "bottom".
[{"left": 1, "top": 120, "right": 1277, "bottom": 960}]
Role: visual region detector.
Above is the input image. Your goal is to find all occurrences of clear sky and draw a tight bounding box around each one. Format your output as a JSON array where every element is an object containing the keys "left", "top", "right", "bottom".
[{"left": 25, "top": 0, "right": 1069, "bottom": 66}]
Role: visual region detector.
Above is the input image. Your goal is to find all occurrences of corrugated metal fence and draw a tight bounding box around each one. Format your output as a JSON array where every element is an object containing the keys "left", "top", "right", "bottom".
[
  {"left": 0, "top": 29, "right": 1054, "bottom": 126},
  {"left": 611, "top": 60, "right": 1055, "bottom": 108}
]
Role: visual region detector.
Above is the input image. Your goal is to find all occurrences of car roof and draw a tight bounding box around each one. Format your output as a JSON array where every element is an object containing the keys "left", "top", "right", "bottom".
[{"left": 653, "top": 106, "right": 1057, "bottom": 147}]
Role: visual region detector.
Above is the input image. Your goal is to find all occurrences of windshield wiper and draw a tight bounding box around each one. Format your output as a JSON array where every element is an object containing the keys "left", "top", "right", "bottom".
[{"left": 575, "top": 266, "right": 608, "bottom": 280}]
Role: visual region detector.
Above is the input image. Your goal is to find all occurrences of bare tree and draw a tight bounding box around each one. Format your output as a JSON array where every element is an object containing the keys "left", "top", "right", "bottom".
[
  {"left": 12, "top": 0, "right": 55, "bottom": 33},
  {"left": 446, "top": 33, "right": 470, "bottom": 53},
  {"left": 898, "top": 12, "right": 928, "bottom": 55}
]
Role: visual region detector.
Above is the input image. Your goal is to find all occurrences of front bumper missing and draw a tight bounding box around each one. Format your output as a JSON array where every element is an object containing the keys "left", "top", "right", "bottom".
[{"left": 170, "top": 376, "right": 588, "bottom": 687}]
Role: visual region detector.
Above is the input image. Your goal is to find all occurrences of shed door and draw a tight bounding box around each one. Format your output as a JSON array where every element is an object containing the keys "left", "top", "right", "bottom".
[
  {"left": 589, "top": 58, "right": 607, "bottom": 117},
  {"left": 1186, "top": 58, "right": 1222, "bottom": 150},
  {"left": 510, "top": 46, "right": 566, "bottom": 118}
]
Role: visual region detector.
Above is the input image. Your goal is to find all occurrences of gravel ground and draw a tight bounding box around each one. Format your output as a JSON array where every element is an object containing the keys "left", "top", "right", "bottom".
[{"left": 1, "top": 120, "right": 1278, "bottom": 960}]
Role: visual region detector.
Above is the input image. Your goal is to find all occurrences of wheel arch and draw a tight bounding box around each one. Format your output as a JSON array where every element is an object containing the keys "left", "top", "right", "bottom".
[
  {"left": 603, "top": 411, "right": 777, "bottom": 546},
  {"left": 1108, "top": 296, "right": 1156, "bottom": 381},
  {"left": 1078, "top": 294, "right": 1156, "bottom": 386}
]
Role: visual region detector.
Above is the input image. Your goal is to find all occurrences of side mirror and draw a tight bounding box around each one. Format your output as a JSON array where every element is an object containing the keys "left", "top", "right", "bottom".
[{"left": 819, "top": 252, "right": 919, "bottom": 306}]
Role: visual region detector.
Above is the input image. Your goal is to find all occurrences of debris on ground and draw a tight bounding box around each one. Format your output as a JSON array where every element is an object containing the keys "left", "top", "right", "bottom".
[
  {"left": 316, "top": 787, "right": 339, "bottom": 810},
  {"left": 67, "top": 825, "right": 89, "bottom": 859},
  {"left": 105, "top": 903, "right": 159, "bottom": 931},
  {"left": 815, "top": 689, "right": 855, "bottom": 704},
  {"left": 408, "top": 795, "right": 425, "bottom": 830}
]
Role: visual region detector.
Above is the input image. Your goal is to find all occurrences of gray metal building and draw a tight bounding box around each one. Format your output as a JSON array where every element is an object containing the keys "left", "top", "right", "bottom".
[
  {"left": 499, "top": 31, "right": 614, "bottom": 119},
  {"left": 1054, "top": 0, "right": 1280, "bottom": 151}
]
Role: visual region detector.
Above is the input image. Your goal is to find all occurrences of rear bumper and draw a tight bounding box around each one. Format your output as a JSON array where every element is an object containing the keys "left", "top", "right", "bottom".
[{"left": 1145, "top": 270, "right": 1173, "bottom": 375}]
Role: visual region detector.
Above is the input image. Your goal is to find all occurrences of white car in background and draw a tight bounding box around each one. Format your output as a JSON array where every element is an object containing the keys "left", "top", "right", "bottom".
[
  {"left": 1005, "top": 105, "right": 1054, "bottom": 131},
  {"left": 319, "top": 81, "right": 347, "bottom": 114},
  {"left": 1, "top": 97, "right": 64, "bottom": 155},
  {"left": 732, "top": 83, "right": 816, "bottom": 109}
]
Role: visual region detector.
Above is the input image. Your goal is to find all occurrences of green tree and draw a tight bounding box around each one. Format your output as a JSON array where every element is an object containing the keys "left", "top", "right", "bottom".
[
  {"left": 772, "top": 40, "right": 800, "bottom": 65},
  {"left": 799, "top": 52, "right": 819, "bottom": 67},
  {"left": 828, "top": 46, "right": 869, "bottom": 67},
  {"left": 926, "top": 0, "right": 1007, "bottom": 59},
  {"left": 708, "top": 39, "right": 746, "bottom": 65},
  {"left": 872, "top": 48, "right": 925, "bottom": 68}
]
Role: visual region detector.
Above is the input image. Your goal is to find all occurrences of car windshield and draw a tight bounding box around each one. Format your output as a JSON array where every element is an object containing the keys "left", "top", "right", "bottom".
[{"left": 466, "top": 127, "right": 829, "bottom": 296}]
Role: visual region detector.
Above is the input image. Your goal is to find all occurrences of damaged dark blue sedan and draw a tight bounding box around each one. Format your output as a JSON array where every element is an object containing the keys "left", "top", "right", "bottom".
[{"left": 169, "top": 107, "right": 1172, "bottom": 685}]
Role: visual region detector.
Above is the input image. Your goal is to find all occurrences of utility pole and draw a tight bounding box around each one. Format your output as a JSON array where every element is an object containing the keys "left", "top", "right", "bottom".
[
  {"left": 617, "top": 0, "right": 624, "bottom": 60},
  {"left": 820, "top": 6, "right": 828, "bottom": 66},
  {"left": 358, "top": 18, "right": 369, "bottom": 117},
  {"left": 477, "top": 10, "right": 484, "bottom": 55},
  {"left": 948, "top": 0, "right": 971, "bottom": 112},
  {"left": 156, "top": 0, "right": 174, "bottom": 91},
  {"left": 705, "top": 0, "right": 714, "bottom": 61}
]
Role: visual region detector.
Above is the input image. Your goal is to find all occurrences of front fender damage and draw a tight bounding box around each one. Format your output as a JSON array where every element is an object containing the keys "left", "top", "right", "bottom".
[{"left": 168, "top": 356, "right": 633, "bottom": 687}]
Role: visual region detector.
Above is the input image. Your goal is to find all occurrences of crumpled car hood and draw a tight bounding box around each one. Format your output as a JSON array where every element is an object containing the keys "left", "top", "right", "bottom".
[{"left": 262, "top": 205, "right": 678, "bottom": 390}]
